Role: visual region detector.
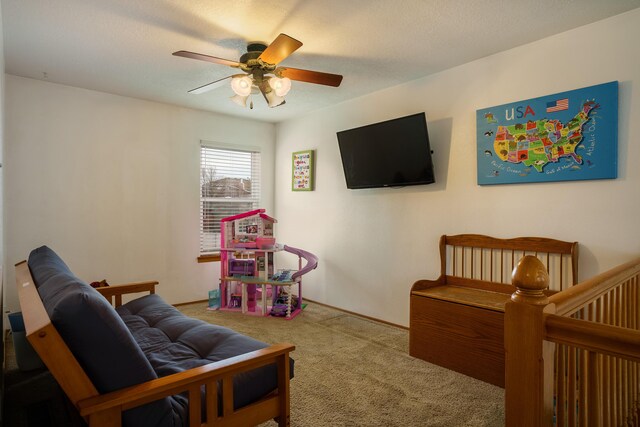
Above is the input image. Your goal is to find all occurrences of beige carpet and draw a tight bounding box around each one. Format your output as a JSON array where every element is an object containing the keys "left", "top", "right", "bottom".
[{"left": 178, "top": 301, "right": 505, "bottom": 427}]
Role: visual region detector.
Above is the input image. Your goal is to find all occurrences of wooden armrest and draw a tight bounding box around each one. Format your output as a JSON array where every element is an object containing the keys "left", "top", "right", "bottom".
[
  {"left": 411, "top": 276, "right": 445, "bottom": 292},
  {"left": 106, "top": 280, "right": 159, "bottom": 291},
  {"left": 78, "top": 343, "right": 295, "bottom": 417},
  {"left": 95, "top": 281, "right": 158, "bottom": 307}
]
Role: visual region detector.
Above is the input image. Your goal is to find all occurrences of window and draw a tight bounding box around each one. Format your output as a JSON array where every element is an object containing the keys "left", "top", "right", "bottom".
[{"left": 200, "top": 143, "right": 261, "bottom": 253}]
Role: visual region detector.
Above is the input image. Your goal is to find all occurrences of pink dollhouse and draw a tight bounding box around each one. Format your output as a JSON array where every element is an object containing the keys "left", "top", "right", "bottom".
[{"left": 218, "top": 209, "right": 318, "bottom": 319}]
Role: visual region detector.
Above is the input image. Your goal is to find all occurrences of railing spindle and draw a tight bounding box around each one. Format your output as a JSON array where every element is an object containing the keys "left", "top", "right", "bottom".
[
  {"left": 557, "top": 344, "right": 567, "bottom": 426},
  {"left": 588, "top": 351, "right": 602, "bottom": 426},
  {"left": 579, "top": 349, "right": 587, "bottom": 426},
  {"left": 568, "top": 346, "right": 576, "bottom": 427}
]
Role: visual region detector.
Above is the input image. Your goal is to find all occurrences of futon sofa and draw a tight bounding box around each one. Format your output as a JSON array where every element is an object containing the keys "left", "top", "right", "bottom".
[{"left": 20, "top": 246, "right": 294, "bottom": 426}]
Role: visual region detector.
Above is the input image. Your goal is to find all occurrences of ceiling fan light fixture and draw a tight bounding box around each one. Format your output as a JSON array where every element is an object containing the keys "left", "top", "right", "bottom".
[
  {"left": 230, "top": 75, "right": 253, "bottom": 96},
  {"left": 230, "top": 94, "right": 249, "bottom": 107},
  {"left": 268, "top": 76, "right": 292, "bottom": 96},
  {"left": 176, "top": 34, "right": 343, "bottom": 110},
  {"left": 264, "top": 90, "right": 286, "bottom": 108}
]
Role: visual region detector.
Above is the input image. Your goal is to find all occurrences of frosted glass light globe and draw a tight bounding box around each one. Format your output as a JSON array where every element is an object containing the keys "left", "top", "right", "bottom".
[
  {"left": 230, "top": 94, "right": 248, "bottom": 107},
  {"left": 231, "top": 76, "right": 253, "bottom": 96},
  {"left": 269, "top": 77, "right": 292, "bottom": 96}
]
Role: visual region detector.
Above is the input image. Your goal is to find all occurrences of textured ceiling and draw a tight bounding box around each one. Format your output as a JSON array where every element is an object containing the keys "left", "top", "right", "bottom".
[{"left": 3, "top": 0, "right": 640, "bottom": 123}]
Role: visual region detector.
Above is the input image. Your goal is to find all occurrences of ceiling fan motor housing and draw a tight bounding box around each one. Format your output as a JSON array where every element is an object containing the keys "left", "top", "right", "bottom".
[
  {"left": 246, "top": 42, "right": 267, "bottom": 54},
  {"left": 239, "top": 42, "right": 276, "bottom": 73}
]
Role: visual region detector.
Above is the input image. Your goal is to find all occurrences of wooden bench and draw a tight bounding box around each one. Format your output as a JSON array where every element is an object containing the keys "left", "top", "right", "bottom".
[
  {"left": 16, "top": 260, "right": 294, "bottom": 427},
  {"left": 409, "top": 234, "right": 578, "bottom": 387}
]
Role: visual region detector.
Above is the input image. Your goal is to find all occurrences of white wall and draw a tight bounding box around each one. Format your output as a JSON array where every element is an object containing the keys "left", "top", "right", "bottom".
[
  {"left": 3, "top": 76, "right": 275, "bottom": 313},
  {"left": 0, "top": 3, "right": 4, "bottom": 268},
  {"left": 274, "top": 9, "right": 640, "bottom": 326},
  {"left": 1, "top": 1, "right": 5, "bottom": 325},
  {"left": 1, "top": 0, "right": 5, "bottom": 327}
]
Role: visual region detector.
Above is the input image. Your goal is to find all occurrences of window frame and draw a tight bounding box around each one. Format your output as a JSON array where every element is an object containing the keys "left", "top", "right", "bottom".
[{"left": 199, "top": 140, "right": 262, "bottom": 260}]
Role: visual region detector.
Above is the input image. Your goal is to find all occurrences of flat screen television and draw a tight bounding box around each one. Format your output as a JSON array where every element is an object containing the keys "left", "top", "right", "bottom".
[{"left": 336, "top": 113, "right": 435, "bottom": 189}]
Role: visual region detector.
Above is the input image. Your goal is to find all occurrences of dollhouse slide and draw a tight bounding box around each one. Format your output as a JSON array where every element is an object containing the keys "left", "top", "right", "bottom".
[{"left": 217, "top": 209, "right": 318, "bottom": 319}]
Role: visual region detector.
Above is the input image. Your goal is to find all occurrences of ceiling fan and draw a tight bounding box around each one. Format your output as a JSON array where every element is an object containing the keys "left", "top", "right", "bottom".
[{"left": 173, "top": 33, "right": 343, "bottom": 109}]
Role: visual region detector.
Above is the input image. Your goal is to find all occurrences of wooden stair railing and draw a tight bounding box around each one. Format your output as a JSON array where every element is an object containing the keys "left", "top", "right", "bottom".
[{"left": 505, "top": 256, "right": 640, "bottom": 427}]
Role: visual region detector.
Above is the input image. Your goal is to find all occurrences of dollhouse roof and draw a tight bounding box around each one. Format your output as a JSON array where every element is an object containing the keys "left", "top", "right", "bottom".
[
  {"left": 259, "top": 213, "right": 277, "bottom": 223},
  {"left": 220, "top": 209, "right": 277, "bottom": 224}
]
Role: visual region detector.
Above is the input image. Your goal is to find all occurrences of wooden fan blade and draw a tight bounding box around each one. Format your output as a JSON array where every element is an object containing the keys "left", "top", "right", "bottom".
[
  {"left": 258, "top": 34, "right": 302, "bottom": 65},
  {"left": 278, "top": 67, "right": 343, "bottom": 87},
  {"left": 188, "top": 75, "right": 234, "bottom": 94},
  {"left": 173, "top": 50, "right": 240, "bottom": 67}
]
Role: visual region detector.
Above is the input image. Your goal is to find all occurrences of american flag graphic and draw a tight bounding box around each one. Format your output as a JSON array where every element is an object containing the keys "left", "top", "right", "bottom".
[{"left": 546, "top": 98, "right": 569, "bottom": 113}]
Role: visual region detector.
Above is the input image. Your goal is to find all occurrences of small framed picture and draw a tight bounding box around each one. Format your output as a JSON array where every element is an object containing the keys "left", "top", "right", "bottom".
[{"left": 292, "top": 150, "right": 315, "bottom": 191}]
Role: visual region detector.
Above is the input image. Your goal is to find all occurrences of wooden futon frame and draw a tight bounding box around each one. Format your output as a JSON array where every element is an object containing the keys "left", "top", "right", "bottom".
[
  {"left": 16, "top": 260, "right": 294, "bottom": 427},
  {"left": 410, "top": 234, "right": 578, "bottom": 387}
]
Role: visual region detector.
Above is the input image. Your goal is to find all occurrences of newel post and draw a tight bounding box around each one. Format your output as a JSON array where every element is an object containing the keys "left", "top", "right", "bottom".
[{"left": 505, "top": 255, "right": 556, "bottom": 426}]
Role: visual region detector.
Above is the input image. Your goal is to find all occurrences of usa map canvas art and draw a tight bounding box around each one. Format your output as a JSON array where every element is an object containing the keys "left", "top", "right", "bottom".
[{"left": 476, "top": 81, "right": 618, "bottom": 185}]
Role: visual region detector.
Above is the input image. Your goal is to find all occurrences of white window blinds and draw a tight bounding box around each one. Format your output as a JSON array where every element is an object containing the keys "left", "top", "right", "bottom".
[{"left": 200, "top": 144, "right": 261, "bottom": 253}]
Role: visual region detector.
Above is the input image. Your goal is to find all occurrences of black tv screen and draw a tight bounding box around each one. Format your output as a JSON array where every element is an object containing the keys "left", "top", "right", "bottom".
[{"left": 337, "top": 113, "right": 435, "bottom": 189}]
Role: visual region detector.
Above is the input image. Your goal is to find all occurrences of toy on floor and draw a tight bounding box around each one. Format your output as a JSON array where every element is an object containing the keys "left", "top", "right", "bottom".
[
  {"left": 229, "top": 294, "right": 242, "bottom": 308},
  {"left": 270, "top": 291, "right": 299, "bottom": 317},
  {"left": 216, "top": 209, "right": 318, "bottom": 319},
  {"left": 207, "top": 289, "right": 220, "bottom": 310}
]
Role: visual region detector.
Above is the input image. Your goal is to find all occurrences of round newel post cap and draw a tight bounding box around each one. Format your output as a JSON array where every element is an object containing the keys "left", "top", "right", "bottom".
[{"left": 511, "top": 255, "right": 550, "bottom": 305}]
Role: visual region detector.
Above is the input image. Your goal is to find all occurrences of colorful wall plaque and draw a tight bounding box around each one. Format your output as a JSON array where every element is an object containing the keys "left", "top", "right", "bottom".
[
  {"left": 476, "top": 81, "right": 618, "bottom": 185},
  {"left": 292, "top": 149, "right": 314, "bottom": 191}
]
